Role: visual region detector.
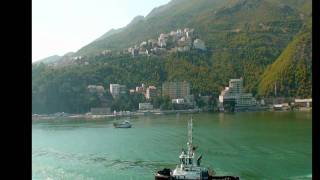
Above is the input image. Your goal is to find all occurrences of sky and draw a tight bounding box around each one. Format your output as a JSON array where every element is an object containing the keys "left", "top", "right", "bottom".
[{"left": 32, "top": 0, "right": 171, "bottom": 62}]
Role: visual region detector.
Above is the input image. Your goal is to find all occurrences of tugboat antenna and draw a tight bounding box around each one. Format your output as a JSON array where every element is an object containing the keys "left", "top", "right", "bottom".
[
  {"left": 188, "top": 117, "right": 193, "bottom": 145},
  {"left": 187, "top": 116, "right": 193, "bottom": 158}
]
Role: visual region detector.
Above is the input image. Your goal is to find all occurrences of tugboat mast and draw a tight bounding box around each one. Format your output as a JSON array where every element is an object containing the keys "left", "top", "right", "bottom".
[{"left": 187, "top": 117, "right": 193, "bottom": 157}]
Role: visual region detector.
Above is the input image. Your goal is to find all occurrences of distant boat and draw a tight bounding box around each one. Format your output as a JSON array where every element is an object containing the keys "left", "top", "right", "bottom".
[
  {"left": 155, "top": 117, "right": 240, "bottom": 180},
  {"left": 113, "top": 120, "right": 132, "bottom": 128}
]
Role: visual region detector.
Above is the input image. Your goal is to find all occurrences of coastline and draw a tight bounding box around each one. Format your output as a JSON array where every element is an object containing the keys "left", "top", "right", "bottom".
[{"left": 32, "top": 107, "right": 311, "bottom": 121}]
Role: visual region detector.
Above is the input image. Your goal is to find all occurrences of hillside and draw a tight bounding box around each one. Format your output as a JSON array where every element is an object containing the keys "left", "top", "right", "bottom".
[
  {"left": 74, "top": 0, "right": 310, "bottom": 94},
  {"left": 258, "top": 19, "right": 312, "bottom": 98},
  {"left": 76, "top": 0, "right": 309, "bottom": 56},
  {"left": 34, "top": 55, "right": 61, "bottom": 64},
  {"left": 32, "top": 0, "right": 312, "bottom": 113}
]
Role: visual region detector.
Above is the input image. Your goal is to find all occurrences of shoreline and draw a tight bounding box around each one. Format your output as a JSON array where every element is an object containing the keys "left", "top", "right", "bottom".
[{"left": 32, "top": 107, "right": 311, "bottom": 121}]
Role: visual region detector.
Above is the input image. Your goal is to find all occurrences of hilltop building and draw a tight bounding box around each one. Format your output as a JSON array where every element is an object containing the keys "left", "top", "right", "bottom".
[
  {"left": 193, "top": 39, "right": 206, "bottom": 50},
  {"left": 218, "top": 78, "right": 257, "bottom": 111},
  {"left": 131, "top": 48, "right": 139, "bottom": 57},
  {"left": 162, "top": 81, "right": 190, "bottom": 99}
]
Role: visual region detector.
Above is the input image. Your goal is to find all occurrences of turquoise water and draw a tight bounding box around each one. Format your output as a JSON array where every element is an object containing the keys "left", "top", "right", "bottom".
[{"left": 32, "top": 112, "right": 312, "bottom": 180}]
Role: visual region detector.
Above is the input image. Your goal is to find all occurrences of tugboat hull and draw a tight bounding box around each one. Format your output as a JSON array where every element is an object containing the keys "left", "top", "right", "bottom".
[
  {"left": 113, "top": 123, "right": 131, "bottom": 128},
  {"left": 209, "top": 176, "right": 240, "bottom": 180},
  {"left": 155, "top": 168, "right": 240, "bottom": 180},
  {"left": 155, "top": 174, "right": 172, "bottom": 180},
  {"left": 155, "top": 176, "right": 239, "bottom": 180},
  {"left": 155, "top": 168, "right": 172, "bottom": 180},
  {"left": 155, "top": 176, "right": 240, "bottom": 180}
]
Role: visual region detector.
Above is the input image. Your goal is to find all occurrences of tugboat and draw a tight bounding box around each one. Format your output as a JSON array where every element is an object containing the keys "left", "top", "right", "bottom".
[
  {"left": 113, "top": 120, "right": 132, "bottom": 128},
  {"left": 155, "top": 118, "right": 240, "bottom": 180}
]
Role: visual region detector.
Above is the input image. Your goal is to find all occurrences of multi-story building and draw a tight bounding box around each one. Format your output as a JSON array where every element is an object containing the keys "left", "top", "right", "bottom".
[
  {"left": 228, "top": 78, "right": 243, "bottom": 94},
  {"left": 162, "top": 81, "right": 190, "bottom": 99},
  {"left": 110, "top": 84, "right": 126, "bottom": 98},
  {"left": 145, "top": 86, "right": 157, "bottom": 100},
  {"left": 219, "top": 78, "right": 256, "bottom": 111}
]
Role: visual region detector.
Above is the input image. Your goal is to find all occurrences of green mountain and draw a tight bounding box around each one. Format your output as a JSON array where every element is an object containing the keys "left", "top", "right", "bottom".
[
  {"left": 74, "top": 0, "right": 310, "bottom": 94},
  {"left": 32, "top": 0, "right": 312, "bottom": 113},
  {"left": 33, "top": 55, "right": 61, "bottom": 64},
  {"left": 94, "top": 28, "right": 124, "bottom": 42},
  {"left": 258, "top": 19, "right": 312, "bottom": 98},
  {"left": 76, "top": 0, "right": 309, "bottom": 56}
]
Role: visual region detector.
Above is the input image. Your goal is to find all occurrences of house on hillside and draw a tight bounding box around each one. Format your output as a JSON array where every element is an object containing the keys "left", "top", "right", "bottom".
[{"left": 193, "top": 39, "right": 206, "bottom": 50}]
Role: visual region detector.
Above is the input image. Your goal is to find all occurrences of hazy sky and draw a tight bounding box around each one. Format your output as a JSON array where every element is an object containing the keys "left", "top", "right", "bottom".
[{"left": 32, "top": 0, "right": 171, "bottom": 62}]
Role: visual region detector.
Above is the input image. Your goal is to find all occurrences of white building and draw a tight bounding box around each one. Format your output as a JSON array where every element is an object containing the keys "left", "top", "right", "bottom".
[
  {"left": 101, "top": 49, "right": 112, "bottom": 55},
  {"left": 140, "top": 41, "right": 147, "bottom": 47},
  {"left": 170, "top": 31, "right": 177, "bottom": 36},
  {"left": 146, "top": 86, "right": 157, "bottom": 99},
  {"left": 193, "top": 39, "right": 206, "bottom": 50},
  {"left": 139, "top": 103, "right": 153, "bottom": 110},
  {"left": 219, "top": 78, "right": 256, "bottom": 111},
  {"left": 294, "top": 99, "right": 312, "bottom": 107},
  {"left": 176, "top": 29, "right": 183, "bottom": 37},
  {"left": 172, "top": 98, "right": 185, "bottom": 104},
  {"left": 110, "top": 84, "right": 126, "bottom": 98},
  {"left": 158, "top": 38, "right": 167, "bottom": 48}
]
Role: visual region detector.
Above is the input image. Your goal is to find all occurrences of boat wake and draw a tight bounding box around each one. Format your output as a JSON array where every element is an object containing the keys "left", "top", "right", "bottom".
[
  {"left": 287, "top": 174, "right": 312, "bottom": 180},
  {"left": 32, "top": 147, "right": 175, "bottom": 170}
]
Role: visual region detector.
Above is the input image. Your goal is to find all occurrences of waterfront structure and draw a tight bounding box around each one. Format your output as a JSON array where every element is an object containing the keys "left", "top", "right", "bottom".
[
  {"left": 162, "top": 81, "right": 190, "bottom": 99},
  {"left": 294, "top": 98, "right": 312, "bottom": 107},
  {"left": 172, "top": 98, "right": 185, "bottom": 104},
  {"left": 110, "top": 84, "right": 126, "bottom": 98},
  {"left": 219, "top": 78, "right": 257, "bottom": 111},
  {"left": 273, "top": 103, "right": 290, "bottom": 111},
  {"left": 139, "top": 103, "right": 153, "bottom": 110},
  {"left": 90, "top": 107, "right": 111, "bottom": 115}
]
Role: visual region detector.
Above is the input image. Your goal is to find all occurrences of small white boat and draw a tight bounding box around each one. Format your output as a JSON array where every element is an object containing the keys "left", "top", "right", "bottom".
[{"left": 113, "top": 120, "right": 132, "bottom": 128}]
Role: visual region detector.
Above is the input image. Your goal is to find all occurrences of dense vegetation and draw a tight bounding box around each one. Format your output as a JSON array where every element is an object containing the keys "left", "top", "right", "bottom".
[
  {"left": 258, "top": 19, "right": 312, "bottom": 98},
  {"left": 32, "top": 55, "right": 164, "bottom": 113},
  {"left": 32, "top": 0, "right": 312, "bottom": 113}
]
